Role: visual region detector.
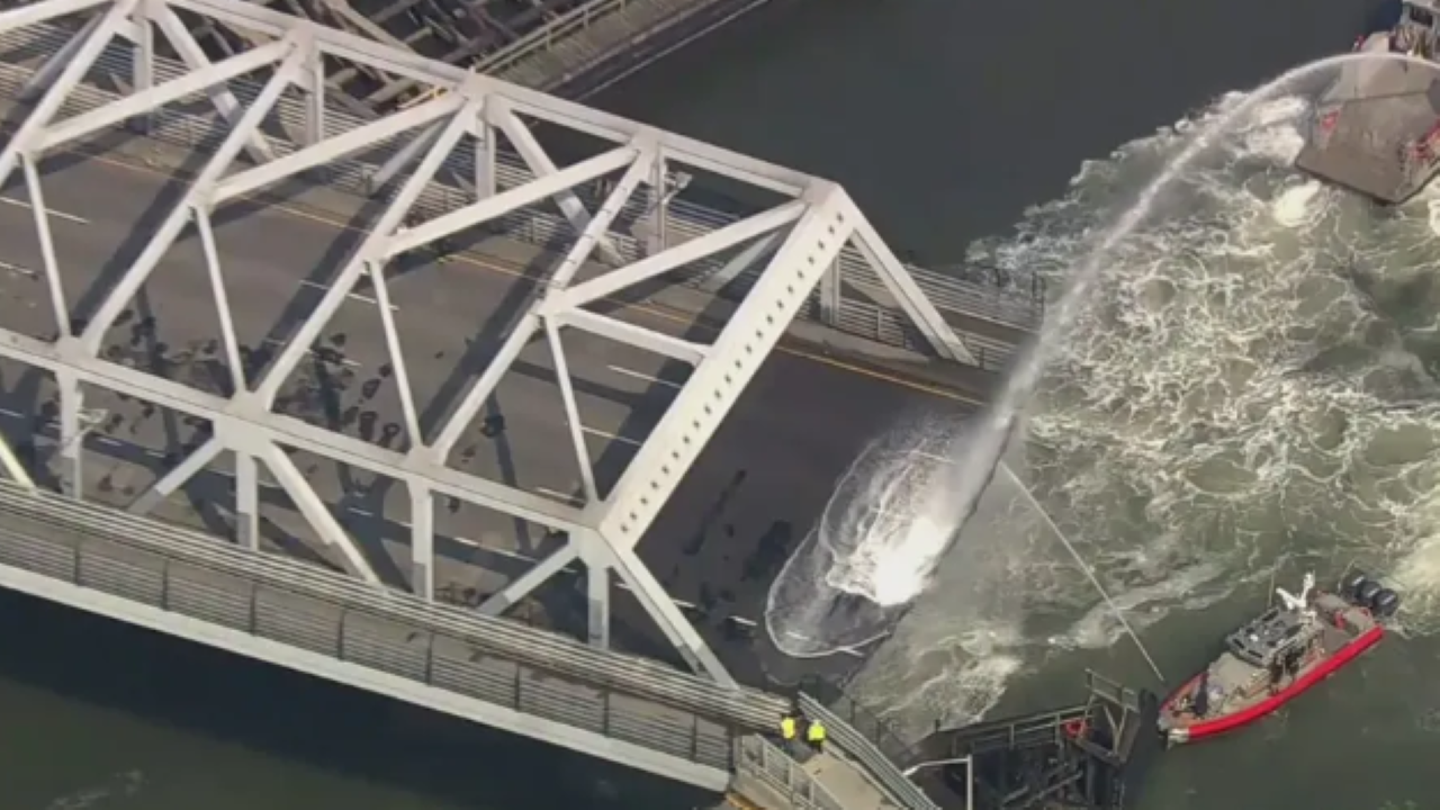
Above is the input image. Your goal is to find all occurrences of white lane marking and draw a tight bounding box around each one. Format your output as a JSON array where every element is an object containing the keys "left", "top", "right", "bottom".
[
  {"left": 349, "top": 507, "right": 374, "bottom": 517},
  {"left": 580, "top": 424, "right": 642, "bottom": 447},
  {"left": 299, "top": 278, "right": 398, "bottom": 311},
  {"left": 607, "top": 364, "right": 683, "bottom": 390},
  {"left": 0, "top": 407, "right": 22, "bottom": 418},
  {"left": 0, "top": 260, "right": 37, "bottom": 278},
  {"left": 262, "top": 337, "right": 362, "bottom": 368},
  {"left": 0, "top": 196, "right": 90, "bottom": 225},
  {"left": 533, "top": 485, "right": 584, "bottom": 505}
]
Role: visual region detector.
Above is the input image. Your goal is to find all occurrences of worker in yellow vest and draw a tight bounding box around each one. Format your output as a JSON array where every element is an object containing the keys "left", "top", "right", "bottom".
[
  {"left": 805, "top": 719, "right": 827, "bottom": 753},
  {"left": 779, "top": 711, "right": 800, "bottom": 741}
]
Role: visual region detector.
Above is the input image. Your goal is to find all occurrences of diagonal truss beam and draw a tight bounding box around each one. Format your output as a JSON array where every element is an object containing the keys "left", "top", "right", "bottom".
[
  {"left": 78, "top": 34, "right": 309, "bottom": 355},
  {"left": 492, "top": 105, "right": 624, "bottom": 265},
  {"left": 37, "top": 37, "right": 295, "bottom": 154},
  {"left": 595, "top": 184, "right": 857, "bottom": 550},
  {"left": 0, "top": 0, "right": 109, "bottom": 36},
  {"left": 851, "top": 212, "right": 976, "bottom": 364},
  {"left": 0, "top": 0, "right": 138, "bottom": 190},
  {"left": 0, "top": 329, "right": 587, "bottom": 531},
  {"left": 0, "top": 0, "right": 991, "bottom": 690},
  {"left": 152, "top": 4, "right": 277, "bottom": 164},
  {"left": 382, "top": 145, "right": 640, "bottom": 260},
  {"left": 553, "top": 201, "right": 807, "bottom": 311},
  {"left": 214, "top": 94, "right": 464, "bottom": 205},
  {"left": 251, "top": 96, "right": 482, "bottom": 406}
]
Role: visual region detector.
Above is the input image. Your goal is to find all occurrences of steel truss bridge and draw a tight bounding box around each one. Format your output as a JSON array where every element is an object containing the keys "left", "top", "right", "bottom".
[{"left": 0, "top": 0, "right": 1002, "bottom": 800}]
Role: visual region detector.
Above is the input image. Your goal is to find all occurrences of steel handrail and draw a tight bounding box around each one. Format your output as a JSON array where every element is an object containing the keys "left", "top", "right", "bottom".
[
  {"left": 0, "top": 481, "right": 789, "bottom": 728},
  {"left": 473, "top": 0, "right": 629, "bottom": 78}
]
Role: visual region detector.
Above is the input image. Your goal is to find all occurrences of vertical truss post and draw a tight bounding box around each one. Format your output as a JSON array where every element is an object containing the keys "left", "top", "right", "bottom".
[
  {"left": 303, "top": 45, "right": 326, "bottom": 146},
  {"left": 474, "top": 118, "right": 495, "bottom": 199},
  {"left": 0, "top": 0, "right": 137, "bottom": 189},
  {"left": 0, "top": 432, "right": 34, "bottom": 490},
  {"left": 18, "top": 11, "right": 105, "bottom": 101},
  {"left": 55, "top": 369, "right": 84, "bottom": 499},
  {"left": 234, "top": 451, "right": 260, "bottom": 550},
  {"left": 129, "top": 435, "right": 224, "bottom": 515},
  {"left": 254, "top": 98, "right": 479, "bottom": 407},
  {"left": 818, "top": 256, "right": 841, "bottom": 326},
  {"left": 130, "top": 0, "right": 153, "bottom": 133},
  {"left": 646, "top": 149, "right": 667, "bottom": 256},
  {"left": 21, "top": 155, "right": 70, "bottom": 337},
  {"left": 477, "top": 544, "right": 580, "bottom": 617},
  {"left": 79, "top": 43, "right": 306, "bottom": 355},
  {"left": 580, "top": 541, "right": 611, "bottom": 650},
  {"left": 410, "top": 483, "right": 434, "bottom": 600}
]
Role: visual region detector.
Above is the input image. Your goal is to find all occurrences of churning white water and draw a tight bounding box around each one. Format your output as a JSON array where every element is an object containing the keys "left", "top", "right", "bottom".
[{"left": 767, "top": 52, "right": 1440, "bottom": 738}]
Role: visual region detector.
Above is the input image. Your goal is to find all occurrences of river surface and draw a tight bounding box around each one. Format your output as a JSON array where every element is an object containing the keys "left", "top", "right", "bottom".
[{"left": 3, "top": 0, "right": 1437, "bottom": 808}]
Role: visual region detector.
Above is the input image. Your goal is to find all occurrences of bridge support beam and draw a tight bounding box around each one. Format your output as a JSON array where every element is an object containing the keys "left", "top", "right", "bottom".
[
  {"left": 0, "top": 434, "right": 35, "bottom": 490},
  {"left": 0, "top": 0, "right": 983, "bottom": 690}
]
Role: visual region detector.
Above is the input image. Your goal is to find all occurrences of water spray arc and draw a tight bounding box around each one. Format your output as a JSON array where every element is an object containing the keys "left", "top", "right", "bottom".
[{"left": 765, "top": 50, "right": 1440, "bottom": 687}]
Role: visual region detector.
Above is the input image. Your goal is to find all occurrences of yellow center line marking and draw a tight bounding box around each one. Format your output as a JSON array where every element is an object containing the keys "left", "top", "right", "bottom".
[{"left": 68, "top": 146, "right": 985, "bottom": 407}]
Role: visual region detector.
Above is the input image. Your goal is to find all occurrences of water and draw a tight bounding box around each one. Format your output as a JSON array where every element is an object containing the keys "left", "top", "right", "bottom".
[
  {"left": 829, "top": 56, "right": 1440, "bottom": 810},
  {"left": 4, "top": 0, "right": 1437, "bottom": 807}
]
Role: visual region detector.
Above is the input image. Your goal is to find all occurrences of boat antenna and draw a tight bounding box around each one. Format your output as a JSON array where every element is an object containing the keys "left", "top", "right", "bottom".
[{"left": 1000, "top": 466, "right": 1167, "bottom": 685}]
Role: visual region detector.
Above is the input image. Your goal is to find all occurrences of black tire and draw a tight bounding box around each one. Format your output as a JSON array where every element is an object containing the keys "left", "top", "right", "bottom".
[
  {"left": 1357, "top": 579, "right": 1383, "bottom": 607},
  {"left": 1371, "top": 588, "right": 1401, "bottom": 618},
  {"left": 1341, "top": 572, "right": 1369, "bottom": 602}
]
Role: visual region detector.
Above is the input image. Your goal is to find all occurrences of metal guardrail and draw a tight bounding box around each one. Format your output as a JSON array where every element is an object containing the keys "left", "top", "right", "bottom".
[
  {"left": 733, "top": 736, "right": 846, "bottom": 810},
  {"left": 0, "top": 481, "right": 788, "bottom": 739},
  {"left": 798, "top": 693, "right": 940, "bottom": 810},
  {"left": 0, "top": 24, "right": 1042, "bottom": 372},
  {"left": 474, "top": 0, "right": 631, "bottom": 78},
  {"left": 797, "top": 676, "right": 916, "bottom": 764}
]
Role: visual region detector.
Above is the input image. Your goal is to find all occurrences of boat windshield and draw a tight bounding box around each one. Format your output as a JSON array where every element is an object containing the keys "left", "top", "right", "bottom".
[{"left": 1225, "top": 608, "right": 1309, "bottom": 668}]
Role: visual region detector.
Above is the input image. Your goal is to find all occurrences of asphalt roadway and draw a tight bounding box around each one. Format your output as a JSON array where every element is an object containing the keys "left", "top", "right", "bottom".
[{"left": 0, "top": 146, "right": 976, "bottom": 678}]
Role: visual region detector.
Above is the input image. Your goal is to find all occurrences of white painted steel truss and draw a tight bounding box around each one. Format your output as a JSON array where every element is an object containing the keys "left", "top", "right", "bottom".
[{"left": 0, "top": 0, "right": 972, "bottom": 687}]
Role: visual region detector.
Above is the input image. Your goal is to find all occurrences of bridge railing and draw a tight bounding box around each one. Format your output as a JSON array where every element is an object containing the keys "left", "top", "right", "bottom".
[
  {"left": 0, "top": 482, "right": 789, "bottom": 768},
  {"left": 473, "top": 0, "right": 630, "bottom": 79},
  {"left": 0, "top": 23, "right": 1043, "bottom": 373},
  {"left": 731, "top": 735, "right": 847, "bottom": 810},
  {"left": 798, "top": 692, "right": 940, "bottom": 810}
]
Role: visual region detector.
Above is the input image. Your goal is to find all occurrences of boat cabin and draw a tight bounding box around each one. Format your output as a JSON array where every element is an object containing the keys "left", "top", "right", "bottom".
[{"left": 1223, "top": 607, "right": 1320, "bottom": 669}]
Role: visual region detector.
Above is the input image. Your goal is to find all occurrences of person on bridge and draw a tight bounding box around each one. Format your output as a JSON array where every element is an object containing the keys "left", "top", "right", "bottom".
[
  {"left": 805, "top": 719, "right": 827, "bottom": 753},
  {"left": 779, "top": 711, "right": 800, "bottom": 742}
]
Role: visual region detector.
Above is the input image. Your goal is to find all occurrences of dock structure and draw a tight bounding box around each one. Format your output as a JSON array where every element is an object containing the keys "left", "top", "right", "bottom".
[{"left": 177, "top": 0, "right": 774, "bottom": 114}]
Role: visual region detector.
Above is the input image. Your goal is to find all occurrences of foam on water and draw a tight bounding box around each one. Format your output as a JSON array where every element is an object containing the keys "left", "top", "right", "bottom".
[{"left": 779, "top": 53, "right": 1440, "bottom": 732}]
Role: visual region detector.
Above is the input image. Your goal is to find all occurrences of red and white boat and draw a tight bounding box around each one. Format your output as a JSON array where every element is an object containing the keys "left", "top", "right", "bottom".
[{"left": 1157, "top": 571, "right": 1399, "bottom": 747}]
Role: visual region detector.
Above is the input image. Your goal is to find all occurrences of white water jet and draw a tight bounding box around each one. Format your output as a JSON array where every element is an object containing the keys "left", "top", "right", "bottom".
[{"left": 767, "top": 51, "right": 1440, "bottom": 674}]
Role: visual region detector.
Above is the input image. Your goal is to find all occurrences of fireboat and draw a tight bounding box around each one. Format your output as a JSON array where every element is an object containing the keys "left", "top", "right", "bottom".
[
  {"left": 1157, "top": 571, "right": 1399, "bottom": 747},
  {"left": 1295, "top": 0, "right": 1440, "bottom": 204}
]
